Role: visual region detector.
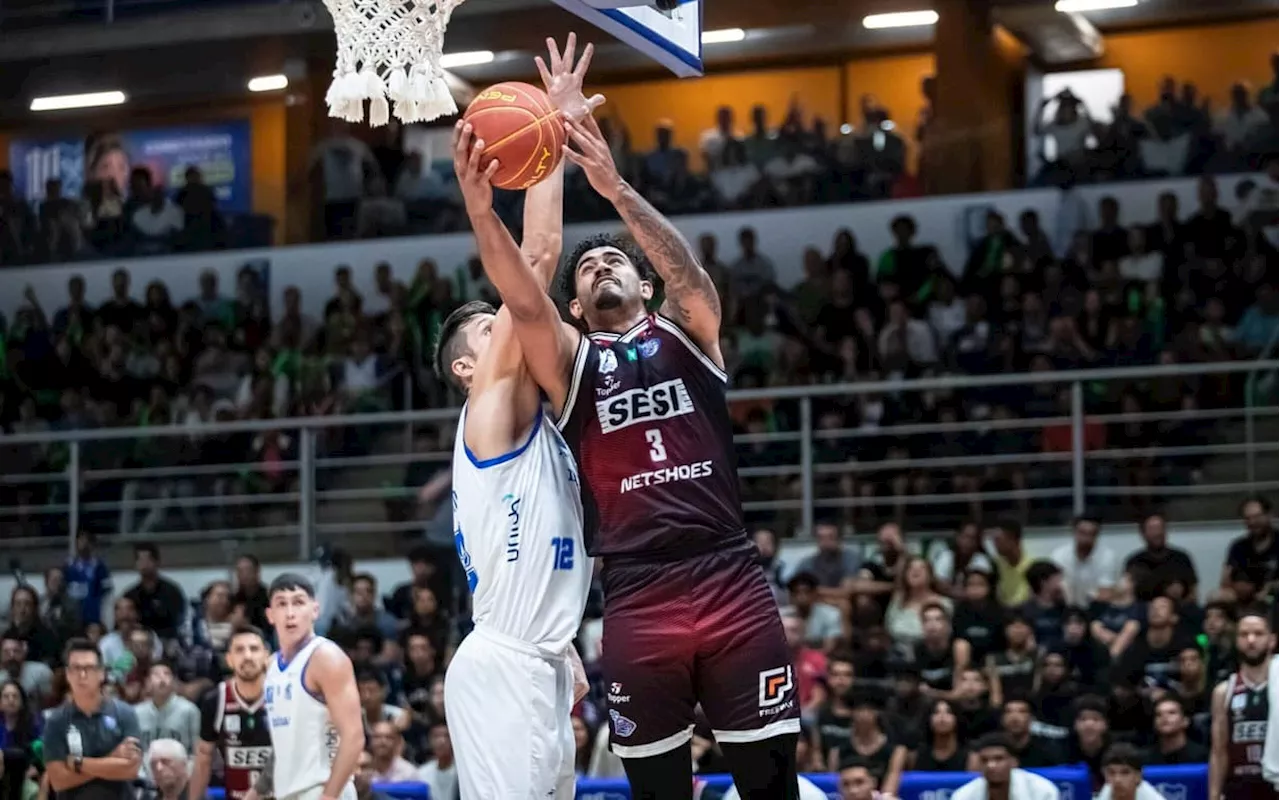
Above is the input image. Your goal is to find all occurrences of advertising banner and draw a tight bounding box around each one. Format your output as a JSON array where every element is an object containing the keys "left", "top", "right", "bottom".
[{"left": 8, "top": 121, "right": 252, "bottom": 211}]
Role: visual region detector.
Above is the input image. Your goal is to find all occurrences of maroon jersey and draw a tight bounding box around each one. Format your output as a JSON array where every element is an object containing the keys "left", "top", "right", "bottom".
[
  {"left": 198, "top": 681, "right": 272, "bottom": 800},
  {"left": 557, "top": 314, "right": 747, "bottom": 560},
  {"left": 1224, "top": 671, "right": 1271, "bottom": 794}
]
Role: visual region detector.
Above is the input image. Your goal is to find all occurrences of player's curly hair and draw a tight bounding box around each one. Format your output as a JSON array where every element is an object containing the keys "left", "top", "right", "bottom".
[{"left": 556, "top": 232, "right": 657, "bottom": 306}]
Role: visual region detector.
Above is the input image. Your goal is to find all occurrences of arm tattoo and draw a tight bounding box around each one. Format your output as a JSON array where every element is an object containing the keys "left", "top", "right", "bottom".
[
  {"left": 254, "top": 753, "right": 274, "bottom": 796},
  {"left": 613, "top": 185, "right": 721, "bottom": 326}
]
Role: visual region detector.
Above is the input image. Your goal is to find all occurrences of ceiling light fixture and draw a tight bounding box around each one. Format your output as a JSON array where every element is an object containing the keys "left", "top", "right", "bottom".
[
  {"left": 248, "top": 75, "right": 289, "bottom": 92},
  {"left": 1054, "top": 0, "right": 1138, "bottom": 11},
  {"left": 30, "top": 91, "right": 127, "bottom": 112},
  {"left": 438, "top": 50, "right": 495, "bottom": 68},
  {"left": 862, "top": 10, "right": 939, "bottom": 29},
  {"left": 701, "top": 28, "right": 746, "bottom": 44}
]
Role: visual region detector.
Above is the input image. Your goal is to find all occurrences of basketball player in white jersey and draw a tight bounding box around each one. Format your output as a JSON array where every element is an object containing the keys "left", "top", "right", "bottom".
[
  {"left": 260, "top": 573, "right": 364, "bottom": 800},
  {"left": 433, "top": 35, "right": 601, "bottom": 800}
]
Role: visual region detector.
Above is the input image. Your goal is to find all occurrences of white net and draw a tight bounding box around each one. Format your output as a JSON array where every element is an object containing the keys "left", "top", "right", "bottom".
[{"left": 323, "top": 0, "right": 467, "bottom": 126}]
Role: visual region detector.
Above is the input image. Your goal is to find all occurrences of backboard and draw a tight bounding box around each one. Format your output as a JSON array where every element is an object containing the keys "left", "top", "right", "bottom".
[{"left": 548, "top": 0, "right": 703, "bottom": 77}]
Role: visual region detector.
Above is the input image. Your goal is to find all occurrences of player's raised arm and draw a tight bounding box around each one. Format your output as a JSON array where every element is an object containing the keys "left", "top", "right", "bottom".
[
  {"left": 455, "top": 119, "right": 580, "bottom": 413},
  {"left": 310, "top": 645, "right": 365, "bottom": 800},
  {"left": 563, "top": 113, "right": 723, "bottom": 360},
  {"left": 519, "top": 34, "right": 603, "bottom": 287}
]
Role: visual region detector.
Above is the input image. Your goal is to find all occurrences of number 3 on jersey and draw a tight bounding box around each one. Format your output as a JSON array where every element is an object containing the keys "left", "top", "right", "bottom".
[{"left": 645, "top": 429, "right": 668, "bottom": 462}]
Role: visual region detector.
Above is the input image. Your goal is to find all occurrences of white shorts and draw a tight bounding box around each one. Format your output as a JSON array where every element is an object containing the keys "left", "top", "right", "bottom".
[
  {"left": 444, "top": 626, "right": 577, "bottom": 799},
  {"left": 278, "top": 783, "right": 356, "bottom": 800}
]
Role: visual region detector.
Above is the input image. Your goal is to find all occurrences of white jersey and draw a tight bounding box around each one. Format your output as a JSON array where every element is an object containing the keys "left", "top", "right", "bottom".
[
  {"left": 451, "top": 406, "right": 592, "bottom": 653},
  {"left": 263, "top": 636, "right": 345, "bottom": 799}
]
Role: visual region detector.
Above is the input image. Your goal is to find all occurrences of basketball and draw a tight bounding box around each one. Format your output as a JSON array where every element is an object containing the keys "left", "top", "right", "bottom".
[{"left": 463, "top": 82, "right": 565, "bottom": 191}]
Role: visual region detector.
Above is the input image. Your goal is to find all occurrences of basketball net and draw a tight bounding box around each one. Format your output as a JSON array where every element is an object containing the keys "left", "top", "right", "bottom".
[{"left": 322, "top": 0, "right": 467, "bottom": 126}]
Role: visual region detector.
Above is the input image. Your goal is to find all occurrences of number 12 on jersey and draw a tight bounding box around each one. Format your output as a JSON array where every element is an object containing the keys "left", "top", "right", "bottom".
[{"left": 551, "top": 537, "right": 575, "bottom": 570}]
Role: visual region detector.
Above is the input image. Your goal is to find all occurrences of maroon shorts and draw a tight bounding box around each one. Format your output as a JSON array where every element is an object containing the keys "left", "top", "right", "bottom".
[{"left": 600, "top": 546, "right": 800, "bottom": 758}]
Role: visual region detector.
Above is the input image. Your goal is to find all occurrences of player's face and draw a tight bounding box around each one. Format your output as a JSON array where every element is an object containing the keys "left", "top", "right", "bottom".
[
  {"left": 570, "top": 246, "right": 652, "bottom": 321},
  {"left": 1236, "top": 616, "right": 1275, "bottom": 666},
  {"left": 979, "top": 746, "right": 1015, "bottom": 786},
  {"left": 449, "top": 313, "right": 495, "bottom": 388},
  {"left": 227, "top": 633, "right": 268, "bottom": 682},
  {"left": 266, "top": 589, "right": 318, "bottom": 644},
  {"left": 1103, "top": 764, "right": 1142, "bottom": 798},
  {"left": 838, "top": 766, "right": 875, "bottom": 800}
]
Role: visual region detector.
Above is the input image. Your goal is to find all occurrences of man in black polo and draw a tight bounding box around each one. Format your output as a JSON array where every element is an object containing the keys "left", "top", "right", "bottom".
[{"left": 43, "top": 638, "right": 143, "bottom": 800}]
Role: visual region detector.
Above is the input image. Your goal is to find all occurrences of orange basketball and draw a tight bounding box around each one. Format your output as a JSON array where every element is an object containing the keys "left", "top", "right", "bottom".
[{"left": 462, "top": 82, "right": 565, "bottom": 191}]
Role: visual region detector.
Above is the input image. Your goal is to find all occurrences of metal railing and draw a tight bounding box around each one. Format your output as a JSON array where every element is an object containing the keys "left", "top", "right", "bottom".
[
  {"left": 0, "top": 359, "right": 1276, "bottom": 563},
  {"left": 1246, "top": 331, "right": 1280, "bottom": 486}
]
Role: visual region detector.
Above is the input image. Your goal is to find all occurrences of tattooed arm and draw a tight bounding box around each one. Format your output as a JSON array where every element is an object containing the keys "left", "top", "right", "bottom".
[
  {"left": 563, "top": 114, "right": 723, "bottom": 364},
  {"left": 611, "top": 183, "right": 723, "bottom": 357}
]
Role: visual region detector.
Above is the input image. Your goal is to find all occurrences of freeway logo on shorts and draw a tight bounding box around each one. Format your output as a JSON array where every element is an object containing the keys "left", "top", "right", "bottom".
[{"left": 757, "top": 666, "right": 794, "bottom": 708}]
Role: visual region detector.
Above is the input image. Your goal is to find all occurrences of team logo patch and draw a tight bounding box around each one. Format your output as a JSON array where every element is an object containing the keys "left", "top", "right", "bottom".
[
  {"left": 103, "top": 716, "right": 117, "bottom": 730},
  {"left": 758, "top": 666, "right": 794, "bottom": 708},
  {"left": 225, "top": 715, "right": 241, "bottom": 734},
  {"left": 638, "top": 338, "right": 661, "bottom": 358},
  {"left": 598, "top": 349, "right": 618, "bottom": 375},
  {"left": 609, "top": 709, "right": 637, "bottom": 738},
  {"left": 610, "top": 682, "right": 623, "bottom": 694}
]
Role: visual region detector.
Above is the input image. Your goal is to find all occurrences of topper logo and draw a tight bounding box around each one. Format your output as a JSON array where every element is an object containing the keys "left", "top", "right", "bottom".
[{"left": 517, "top": 147, "right": 554, "bottom": 190}]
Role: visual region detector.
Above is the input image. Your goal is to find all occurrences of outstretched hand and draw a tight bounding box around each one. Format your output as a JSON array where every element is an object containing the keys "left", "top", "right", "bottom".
[
  {"left": 452, "top": 120, "right": 501, "bottom": 216},
  {"left": 536, "top": 32, "right": 605, "bottom": 122},
  {"left": 562, "top": 113, "right": 624, "bottom": 203}
]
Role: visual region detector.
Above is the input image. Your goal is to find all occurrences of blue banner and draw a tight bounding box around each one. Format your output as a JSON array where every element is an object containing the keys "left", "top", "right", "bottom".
[
  {"left": 8, "top": 121, "right": 252, "bottom": 212},
  {"left": 204, "top": 764, "right": 1211, "bottom": 800}
]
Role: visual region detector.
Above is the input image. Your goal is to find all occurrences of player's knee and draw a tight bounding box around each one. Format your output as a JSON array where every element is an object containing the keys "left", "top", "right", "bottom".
[{"left": 721, "top": 734, "right": 800, "bottom": 800}]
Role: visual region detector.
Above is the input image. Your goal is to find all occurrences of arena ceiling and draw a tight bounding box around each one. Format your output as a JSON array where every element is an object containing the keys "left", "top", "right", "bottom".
[{"left": 0, "top": 0, "right": 1272, "bottom": 122}]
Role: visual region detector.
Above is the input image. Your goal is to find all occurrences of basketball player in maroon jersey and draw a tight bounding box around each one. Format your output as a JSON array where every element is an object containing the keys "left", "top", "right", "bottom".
[
  {"left": 1209, "top": 608, "right": 1276, "bottom": 800},
  {"left": 190, "top": 626, "right": 272, "bottom": 800},
  {"left": 451, "top": 88, "right": 799, "bottom": 798}
]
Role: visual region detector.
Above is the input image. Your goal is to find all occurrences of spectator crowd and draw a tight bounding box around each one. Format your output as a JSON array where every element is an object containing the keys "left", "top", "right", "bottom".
[
  {"left": 2, "top": 54, "right": 1276, "bottom": 265},
  {"left": 1, "top": 163, "right": 1276, "bottom": 539},
  {"left": 0, "top": 497, "right": 1275, "bottom": 799}
]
